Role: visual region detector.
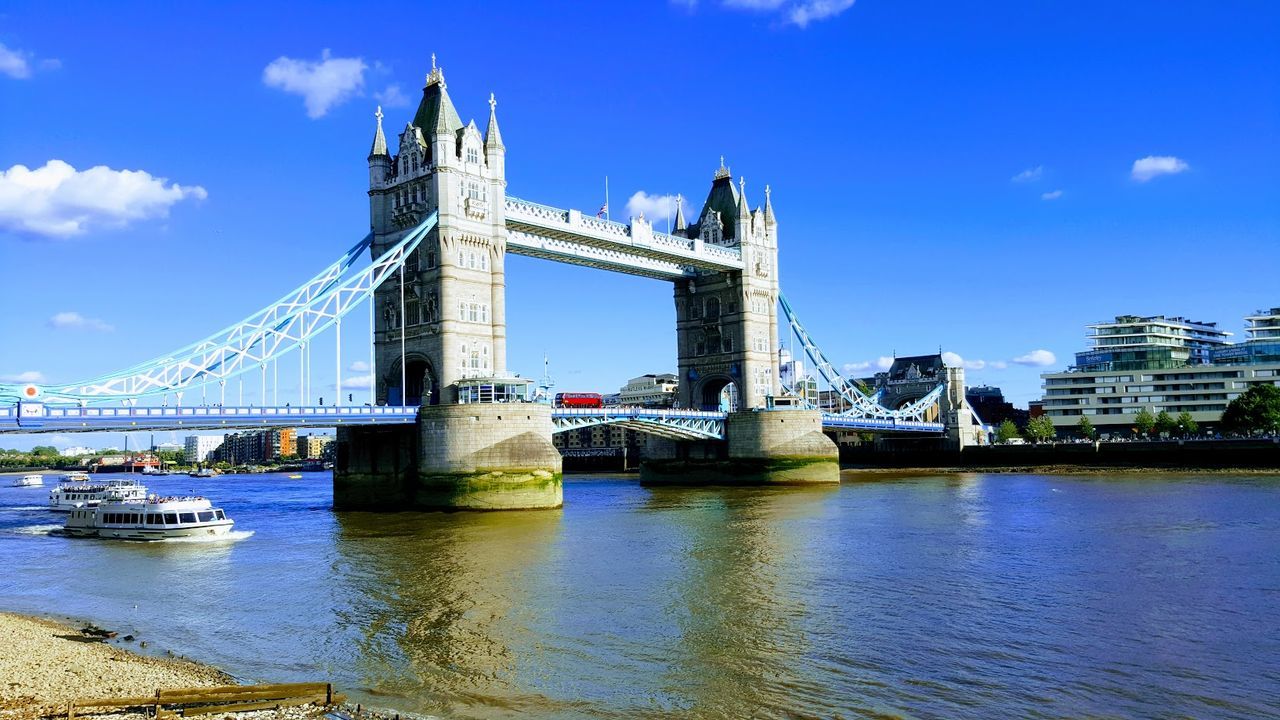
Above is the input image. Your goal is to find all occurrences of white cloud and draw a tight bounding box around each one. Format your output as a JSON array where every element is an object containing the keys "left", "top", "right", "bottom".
[
  {"left": 942, "top": 352, "right": 1004, "bottom": 371},
  {"left": 374, "top": 84, "right": 409, "bottom": 108},
  {"left": 0, "top": 160, "right": 207, "bottom": 238},
  {"left": 0, "top": 370, "right": 45, "bottom": 383},
  {"left": 686, "top": 0, "right": 853, "bottom": 26},
  {"left": 1131, "top": 155, "right": 1189, "bottom": 182},
  {"left": 48, "top": 311, "right": 113, "bottom": 332},
  {"left": 626, "top": 191, "right": 689, "bottom": 223},
  {"left": 348, "top": 360, "right": 370, "bottom": 373},
  {"left": 0, "top": 42, "right": 31, "bottom": 79},
  {"left": 1011, "top": 165, "right": 1043, "bottom": 183},
  {"left": 263, "top": 49, "right": 367, "bottom": 119},
  {"left": 843, "top": 357, "right": 894, "bottom": 374},
  {"left": 787, "top": 0, "right": 856, "bottom": 26},
  {"left": 1012, "top": 349, "right": 1057, "bottom": 367},
  {"left": 1041, "top": 189, "right": 1063, "bottom": 200},
  {"left": 343, "top": 374, "right": 374, "bottom": 390}
]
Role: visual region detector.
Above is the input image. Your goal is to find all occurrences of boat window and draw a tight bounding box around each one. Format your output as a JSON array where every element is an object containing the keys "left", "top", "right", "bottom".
[
  {"left": 215, "top": 510, "right": 225, "bottom": 520},
  {"left": 198, "top": 511, "right": 215, "bottom": 522},
  {"left": 164, "top": 513, "right": 178, "bottom": 524},
  {"left": 179, "top": 513, "right": 197, "bottom": 524},
  {"left": 130, "top": 513, "right": 140, "bottom": 524},
  {"left": 146, "top": 514, "right": 159, "bottom": 524}
]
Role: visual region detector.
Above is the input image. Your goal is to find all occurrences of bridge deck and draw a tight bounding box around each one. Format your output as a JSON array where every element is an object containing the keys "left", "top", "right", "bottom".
[{"left": 0, "top": 404, "right": 943, "bottom": 435}]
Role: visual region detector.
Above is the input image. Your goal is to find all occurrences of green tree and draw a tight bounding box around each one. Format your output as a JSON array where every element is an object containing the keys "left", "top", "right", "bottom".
[
  {"left": 1176, "top": 411, "right": 1199, "bottom": 437},
  {"left": 1220, "top": 384, "right": 1280, "bottom": 436},
  {"left": 1134, "top": 408, "right": 1156, "bottom": 438},
  {"left": 30, "top": 445, "right": 59, "bottom": 457},
  {"left": 1155, "top": 410, "right": 1177, "bottom": 437},
  {"left": 996, "top": 419, "right": 1021, "bottom": 444},
  {"left": 1025, "top": 415, "right": 1057, "bottom": 443},
  {"left": 1076, "top": 415, "right": 1098, "bottom": 440}
]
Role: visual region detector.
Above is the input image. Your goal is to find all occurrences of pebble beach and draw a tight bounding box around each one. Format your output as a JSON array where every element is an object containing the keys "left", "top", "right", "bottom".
[{"left": 0, "top": 613, "right": 330, "bottom": 720}]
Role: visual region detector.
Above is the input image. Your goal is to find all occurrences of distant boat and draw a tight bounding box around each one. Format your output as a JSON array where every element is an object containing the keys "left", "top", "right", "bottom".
[
  {"left": 288, "top": 474, "right": 303, "bottom": 480},
  {"left": 13, "top": 474, "right": 44, "bottom": 487},
  {"left": 189, "top": 468, "right": 218, "bottom": 478},
  {"left": 49, "top": 478, "right": 149, "bottom": 512}
]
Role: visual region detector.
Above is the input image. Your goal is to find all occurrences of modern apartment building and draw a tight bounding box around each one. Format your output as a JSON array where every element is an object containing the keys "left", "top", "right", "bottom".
[
  {"left": 184, "top": 435, "right": 226, "bottom": 463},
  {"left": 1041, "top": 308, "right": 1280, "bottom": 436},
  {"left": 296, "top": 434, "right": 334, "bottom": 460},
  {"left": 206, "top": 428, "right": 296, "bottom": 465}
]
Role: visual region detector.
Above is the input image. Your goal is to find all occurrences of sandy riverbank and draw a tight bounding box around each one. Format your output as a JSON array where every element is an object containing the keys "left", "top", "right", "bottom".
[{"left": 0, "top": 613, "right": 332, "bottom": 720}]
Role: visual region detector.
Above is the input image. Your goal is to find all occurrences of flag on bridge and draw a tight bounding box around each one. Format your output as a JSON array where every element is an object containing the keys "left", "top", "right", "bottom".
[{"left": 596, "top": 202, "right": 608, "bottom": 218}]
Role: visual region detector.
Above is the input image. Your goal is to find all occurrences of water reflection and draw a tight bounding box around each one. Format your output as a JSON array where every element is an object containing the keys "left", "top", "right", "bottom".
[{"left": 332, "top": 510, "right": 565, "bottom": 717}]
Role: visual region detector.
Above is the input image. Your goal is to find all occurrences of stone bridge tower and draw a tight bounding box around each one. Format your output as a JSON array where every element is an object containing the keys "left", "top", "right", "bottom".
[
  {"left": 367, "top": 59, "right": 507, "bottom": 405},
  {"left": 672, "top": 163, "right": 781, "bottom": 410}
]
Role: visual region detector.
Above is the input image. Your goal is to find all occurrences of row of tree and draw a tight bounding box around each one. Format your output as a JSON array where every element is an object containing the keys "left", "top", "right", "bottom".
[{"left": 993, "top": 384, "right": 1280, "bottom": 444}]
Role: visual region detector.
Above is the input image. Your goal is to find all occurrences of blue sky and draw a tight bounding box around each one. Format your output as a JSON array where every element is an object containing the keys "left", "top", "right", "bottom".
[{"left": 1, "top": 1, "right": 1277, "bottom": 450}]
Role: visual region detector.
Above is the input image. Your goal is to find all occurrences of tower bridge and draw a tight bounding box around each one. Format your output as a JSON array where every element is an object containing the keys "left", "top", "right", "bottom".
[{"left": 0, "top": 60, "right": 983, "bottom": 510}]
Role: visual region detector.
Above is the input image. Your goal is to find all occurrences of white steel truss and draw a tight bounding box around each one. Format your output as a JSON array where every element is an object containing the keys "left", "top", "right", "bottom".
[{"left": 1, "top": 214, "right": 437, "bottom": 404}]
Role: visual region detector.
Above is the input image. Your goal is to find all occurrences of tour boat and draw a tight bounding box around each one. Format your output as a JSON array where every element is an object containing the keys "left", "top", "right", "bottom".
[
  {"left": 49, "top": 478, "right": 149, "bottom": 512},
  {"left": 62, "top": 495, "right": 234, "bottom": 540},
  {"left": 13, "top": 474, "right": 44, "bottom": 487},
  {"left": 63, "top": 471, "right": 91, "bottom": 483}
]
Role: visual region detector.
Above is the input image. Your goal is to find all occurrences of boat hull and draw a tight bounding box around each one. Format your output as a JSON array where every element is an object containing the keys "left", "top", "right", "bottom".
[{"left": 63, "top": 520, "right": 235, "bottom": 541}]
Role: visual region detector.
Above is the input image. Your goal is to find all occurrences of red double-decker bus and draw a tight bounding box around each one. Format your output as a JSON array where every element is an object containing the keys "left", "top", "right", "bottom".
[{"left": 554, "top": 392, "right": 603, "bottom": 408}]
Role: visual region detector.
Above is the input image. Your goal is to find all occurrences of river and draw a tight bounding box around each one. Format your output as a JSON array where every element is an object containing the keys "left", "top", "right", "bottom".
[{"left": 2, "top": 471, "right": 1278, "bottom": 719}]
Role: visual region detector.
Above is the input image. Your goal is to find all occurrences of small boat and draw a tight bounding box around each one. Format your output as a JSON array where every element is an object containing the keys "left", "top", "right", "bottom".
[
  {"left": 49, "top": 478, "right": 149, "bottom": 512},
  {"left": 13, "top": 474, "right": 44, "bottom": 487},
  {"left": 63, "top": 495, "right": 234, "bottom": 540},
  {"left": 63, "top": 471, "right": 91, "bottom": 483},
  {"left": 189, "top": 468, "right": 218, "bottom": 478},
  {"left": 288, "top": 474, "right": 303, "bottom": 480},
  {"left": 141, "top": 466, "right": 169, "bottom": 476}
]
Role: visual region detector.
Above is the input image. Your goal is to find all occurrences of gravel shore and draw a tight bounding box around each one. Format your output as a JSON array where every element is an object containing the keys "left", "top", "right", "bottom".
[{"left": 0, "top": 612, "right": 329, "bottom": 720}]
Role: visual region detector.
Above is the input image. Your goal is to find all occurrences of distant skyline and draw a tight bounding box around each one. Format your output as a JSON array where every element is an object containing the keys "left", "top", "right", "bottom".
[{"left": 2, "top": 1, "right": 1277, "bottom": 450}]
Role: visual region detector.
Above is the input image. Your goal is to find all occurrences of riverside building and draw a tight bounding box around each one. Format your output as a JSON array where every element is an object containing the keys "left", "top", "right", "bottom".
[{"left": 1041, "top": 308, "right": 1280, "bottom": 436}]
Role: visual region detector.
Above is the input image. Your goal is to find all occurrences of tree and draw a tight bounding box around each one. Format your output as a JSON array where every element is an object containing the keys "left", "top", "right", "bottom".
[
  {"left": 1176, "top": 411, "right": 1199, "bottom": 437},
  {"left": 30, "top": 445, "right": 60, "bottom": 457},
  {"left": 1155, "top": 410, "right": 1177, "bottom": 437},
  {"left": 1134, "top": 408, "right": 1156, "bottom": 438},
  {"left": 1076, "top": 415, "right": 1097, "bottom": 440},
  {"left": 996, "top": 419, "right": 1021, "bottom": 444},
  {"left": 1220, "top": 384, "right": 1280, "bottom": 436},
  {"left": 1025, "top": 415, "right": 1057, "bottom": 443}
]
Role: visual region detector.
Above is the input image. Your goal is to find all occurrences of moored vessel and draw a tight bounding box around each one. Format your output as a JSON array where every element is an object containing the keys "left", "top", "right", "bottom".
[
  {"left": 49, "top": 478, "right": 148, "bottom": 512},
  {"left": 63, "top": 495, "right": 234, "bottom": 540}
]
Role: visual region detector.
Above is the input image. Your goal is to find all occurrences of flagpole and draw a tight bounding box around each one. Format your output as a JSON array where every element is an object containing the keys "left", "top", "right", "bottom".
[{"left": 605, "top": 176, "right": 609, "bottom": 221}]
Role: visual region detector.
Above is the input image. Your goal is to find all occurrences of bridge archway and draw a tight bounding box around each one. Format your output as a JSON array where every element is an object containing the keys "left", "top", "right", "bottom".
[
  {"left": 696, "top": 376, "right": 740, "bottom": 412},
  {"left": 385, "top": 354, "right": 439, "bottom": 406}
]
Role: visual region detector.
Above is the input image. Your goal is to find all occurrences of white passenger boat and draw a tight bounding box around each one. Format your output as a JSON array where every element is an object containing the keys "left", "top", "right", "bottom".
[
  {"left": 63, "top": 495, "right": 234, "bottom": 540},
  {"left": 49, "top": 479, "right": 148, "bottom": 512},
  {"left": 63, "top": 471, "right": 91, "bottom": 483},
  {"left": 13, "top": 474, "right": 44, "bottom": 487}
]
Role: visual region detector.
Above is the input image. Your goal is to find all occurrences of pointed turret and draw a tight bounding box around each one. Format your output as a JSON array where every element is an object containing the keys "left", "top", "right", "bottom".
[
  {"left": 369, "top": 106, "right": 388, "bottom": 159},
  {"left": 485, "top": 93, "right": 504, "bottom": 149},
  {"left": 485, "top": 93, "right": 506, "bottom": 179},
  {"left": 735, "top": 176, "right": 753, "bottom": 242},
  {"left": 764, "top": 184, "right": 776, "bottom": 226},
  {"left": 691, "top": 157, "right": 741, "bottom": 243},
  {"left": 673, "top": 193, "right": 687, "bottom": 233},
  {"left": 368, "top": 106, "right": 391, "bottom": 189}
]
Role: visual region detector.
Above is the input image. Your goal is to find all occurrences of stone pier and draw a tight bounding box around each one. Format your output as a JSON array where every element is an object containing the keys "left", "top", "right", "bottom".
[
  {"left": 640, "top": 409, "right": 839, "bottom": 486},
  {"left": 334, "top": 403, "right": 562, "bottom": 511}
]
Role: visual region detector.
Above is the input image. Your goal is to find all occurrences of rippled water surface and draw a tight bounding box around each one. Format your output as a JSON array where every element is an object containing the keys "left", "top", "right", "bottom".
[{"left": 2, "top": 471, "right": 1279, "bottom": 719}]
